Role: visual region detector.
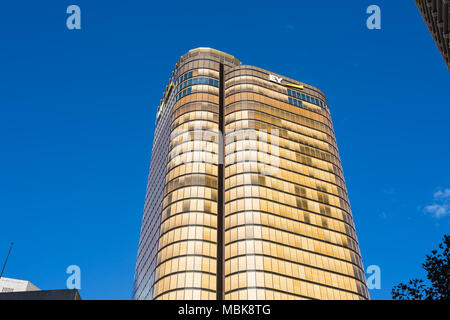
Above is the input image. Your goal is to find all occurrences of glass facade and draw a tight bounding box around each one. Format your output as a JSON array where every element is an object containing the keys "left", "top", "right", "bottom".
[{"left": 133, "top": 48, "right": 369, "bottom": 300}]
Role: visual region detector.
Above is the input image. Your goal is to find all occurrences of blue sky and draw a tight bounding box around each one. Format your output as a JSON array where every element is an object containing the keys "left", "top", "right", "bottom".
[{"left": 0, "top": 1, "right": 449, "bottom": 300}]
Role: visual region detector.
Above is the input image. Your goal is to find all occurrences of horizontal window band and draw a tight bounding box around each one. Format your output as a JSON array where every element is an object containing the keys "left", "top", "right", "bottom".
[
  {"left": 225, "top": 85, "right": 330, "bottom": 122},
  {"left": 224, "top": 236, "right": 363, "bottom": 272},
  {"left": 224, "top": 139, "right": 343, "bottom": 182},
  {"left": 224, "top": 120, "right": 339, "bottom": 165},
  {"left": 175, "top": 77, "right": 219, "bottom": 94},
  {"left": 224, "top": 69, "right": 327, "bottom": 106},
  {"left": 166, "top": 151, "right": 218, "bottom": 167},
  {"left": 172, "top": 99, "right": 219, "bottom": 114},
  {"left": 154, "top": 254, "right": 218, "bottom": 276},
  {"left": 173, "top": 92, "right": 220, "bottom": 109},
  {"left": 161, "top": 197, "right": 218, "bottom": 218},
  {"left": 164, "top": 172, "right": 218, "bottom": 190},
  {"left": 164, "top": 181, "right": 218, "bottom": 196},
  {"left": 224, "top": 173, "right": 351, "bottom": 217},
  {"left": 166, "top": 160, "right": 218, "bottom": 176},
  {"left": 223, "top": 220, "right": 360, "bottom": 261},
  {"left": 225, "top": 286, "right": 314, "bottom": 300},
  {"left": 153, "top": 287, "right": 216, "bottom": 300},
  {"left": 225, "top": 103, "right": 337, "bottom": 145},
  {"left": 168, "top": 144, "right": 219, "bottom": 162},
  {"left": 224, "top": 158, "right": 347, "bottom": 195},
  {"left": 155, "top": 229, "right": 217, "bottom": 254},
  {"left": 224, "top": 280, "right": 365, "bottom": 300},
  {"left": 169, "top": 128, "right": 220, "bottom": 147},
  {"left": 171, "top": 119, "right": 219, "bottom": 136},
  {"left": 223, "top": 203, "right": 356, "bottom": 245},
  {"left": 224, "top": 148, "right": 346, "bottom": 189},
  {"left": 159, "top": 209, "right": 218, "bottom": 231},
  {"left": 224, "top": 117, "right": 340, "bottom": 164},
  {"left": 172, "top": 111, "right": 219, "bottom": 128},
  {"left": 224, "top": 253, "right": 366, "bottom": 288},
  {"left": 224, "top": 161, "right": 349, "bottom": 204}
]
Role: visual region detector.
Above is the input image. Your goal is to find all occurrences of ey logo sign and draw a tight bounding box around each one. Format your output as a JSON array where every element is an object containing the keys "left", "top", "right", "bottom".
[{"left": 269, "top": 74, "right": 283, "bottom": 84}]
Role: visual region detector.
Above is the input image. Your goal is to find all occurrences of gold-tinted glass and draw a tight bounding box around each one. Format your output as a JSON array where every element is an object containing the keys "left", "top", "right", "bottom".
[
  {"left": 135, "top": 50, "right": 369, "bottom": 300},
  {"left": 152, "top": 56, "right": 222, "bottom": 300},
  {"left": 223, "top": 66, "right": 369, "bottom": 300}
]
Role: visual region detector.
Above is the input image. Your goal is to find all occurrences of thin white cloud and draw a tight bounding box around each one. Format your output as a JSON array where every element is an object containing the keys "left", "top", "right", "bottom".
[
  {"left": 434, "top": 189, "right": 450, "bottom": 199},
  {"left": 424, "top": 204, "right": 450, "bottom": 219},
  {"left": 424, "top": 189, "right": 450, "bottom": 219}
]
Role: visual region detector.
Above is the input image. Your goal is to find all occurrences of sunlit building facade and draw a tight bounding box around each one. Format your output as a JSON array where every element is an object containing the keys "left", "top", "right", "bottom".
[
  {"left": 415, "top": 0, "right": 450, "bottom": 70},
  {"left": 133, "top": 48, "right": 369, "bottom": 300}
]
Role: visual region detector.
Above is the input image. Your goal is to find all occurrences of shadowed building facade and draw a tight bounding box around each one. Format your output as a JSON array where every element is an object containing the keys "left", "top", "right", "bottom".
[
  {"left": 415, "top": 0, "right": 450, "bottom": 70},
  {"left": 133, "top": 48, "right": 369, "bottom": 300}
]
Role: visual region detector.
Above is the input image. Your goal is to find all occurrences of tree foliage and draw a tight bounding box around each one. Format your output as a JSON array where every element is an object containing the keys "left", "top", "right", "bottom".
[{"left": 392, "top": 234, "right": 449, "bottom": 300}]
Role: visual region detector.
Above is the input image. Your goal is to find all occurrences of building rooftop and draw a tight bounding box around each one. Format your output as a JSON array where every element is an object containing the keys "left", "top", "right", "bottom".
[
  {"left": 0, "top": 277, "right": 40, "bottom": 293},
  {"left": 0, "top": 289, "right": 81, "bottom": 300}
]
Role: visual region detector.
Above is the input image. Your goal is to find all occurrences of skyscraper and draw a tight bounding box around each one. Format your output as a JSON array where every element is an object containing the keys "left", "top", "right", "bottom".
[
  {"left": 415, "top": 0, "right": 450, "bottom": 70},
  {"left": 133, "top": 48, "right": 369, "bottom": 300}
]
